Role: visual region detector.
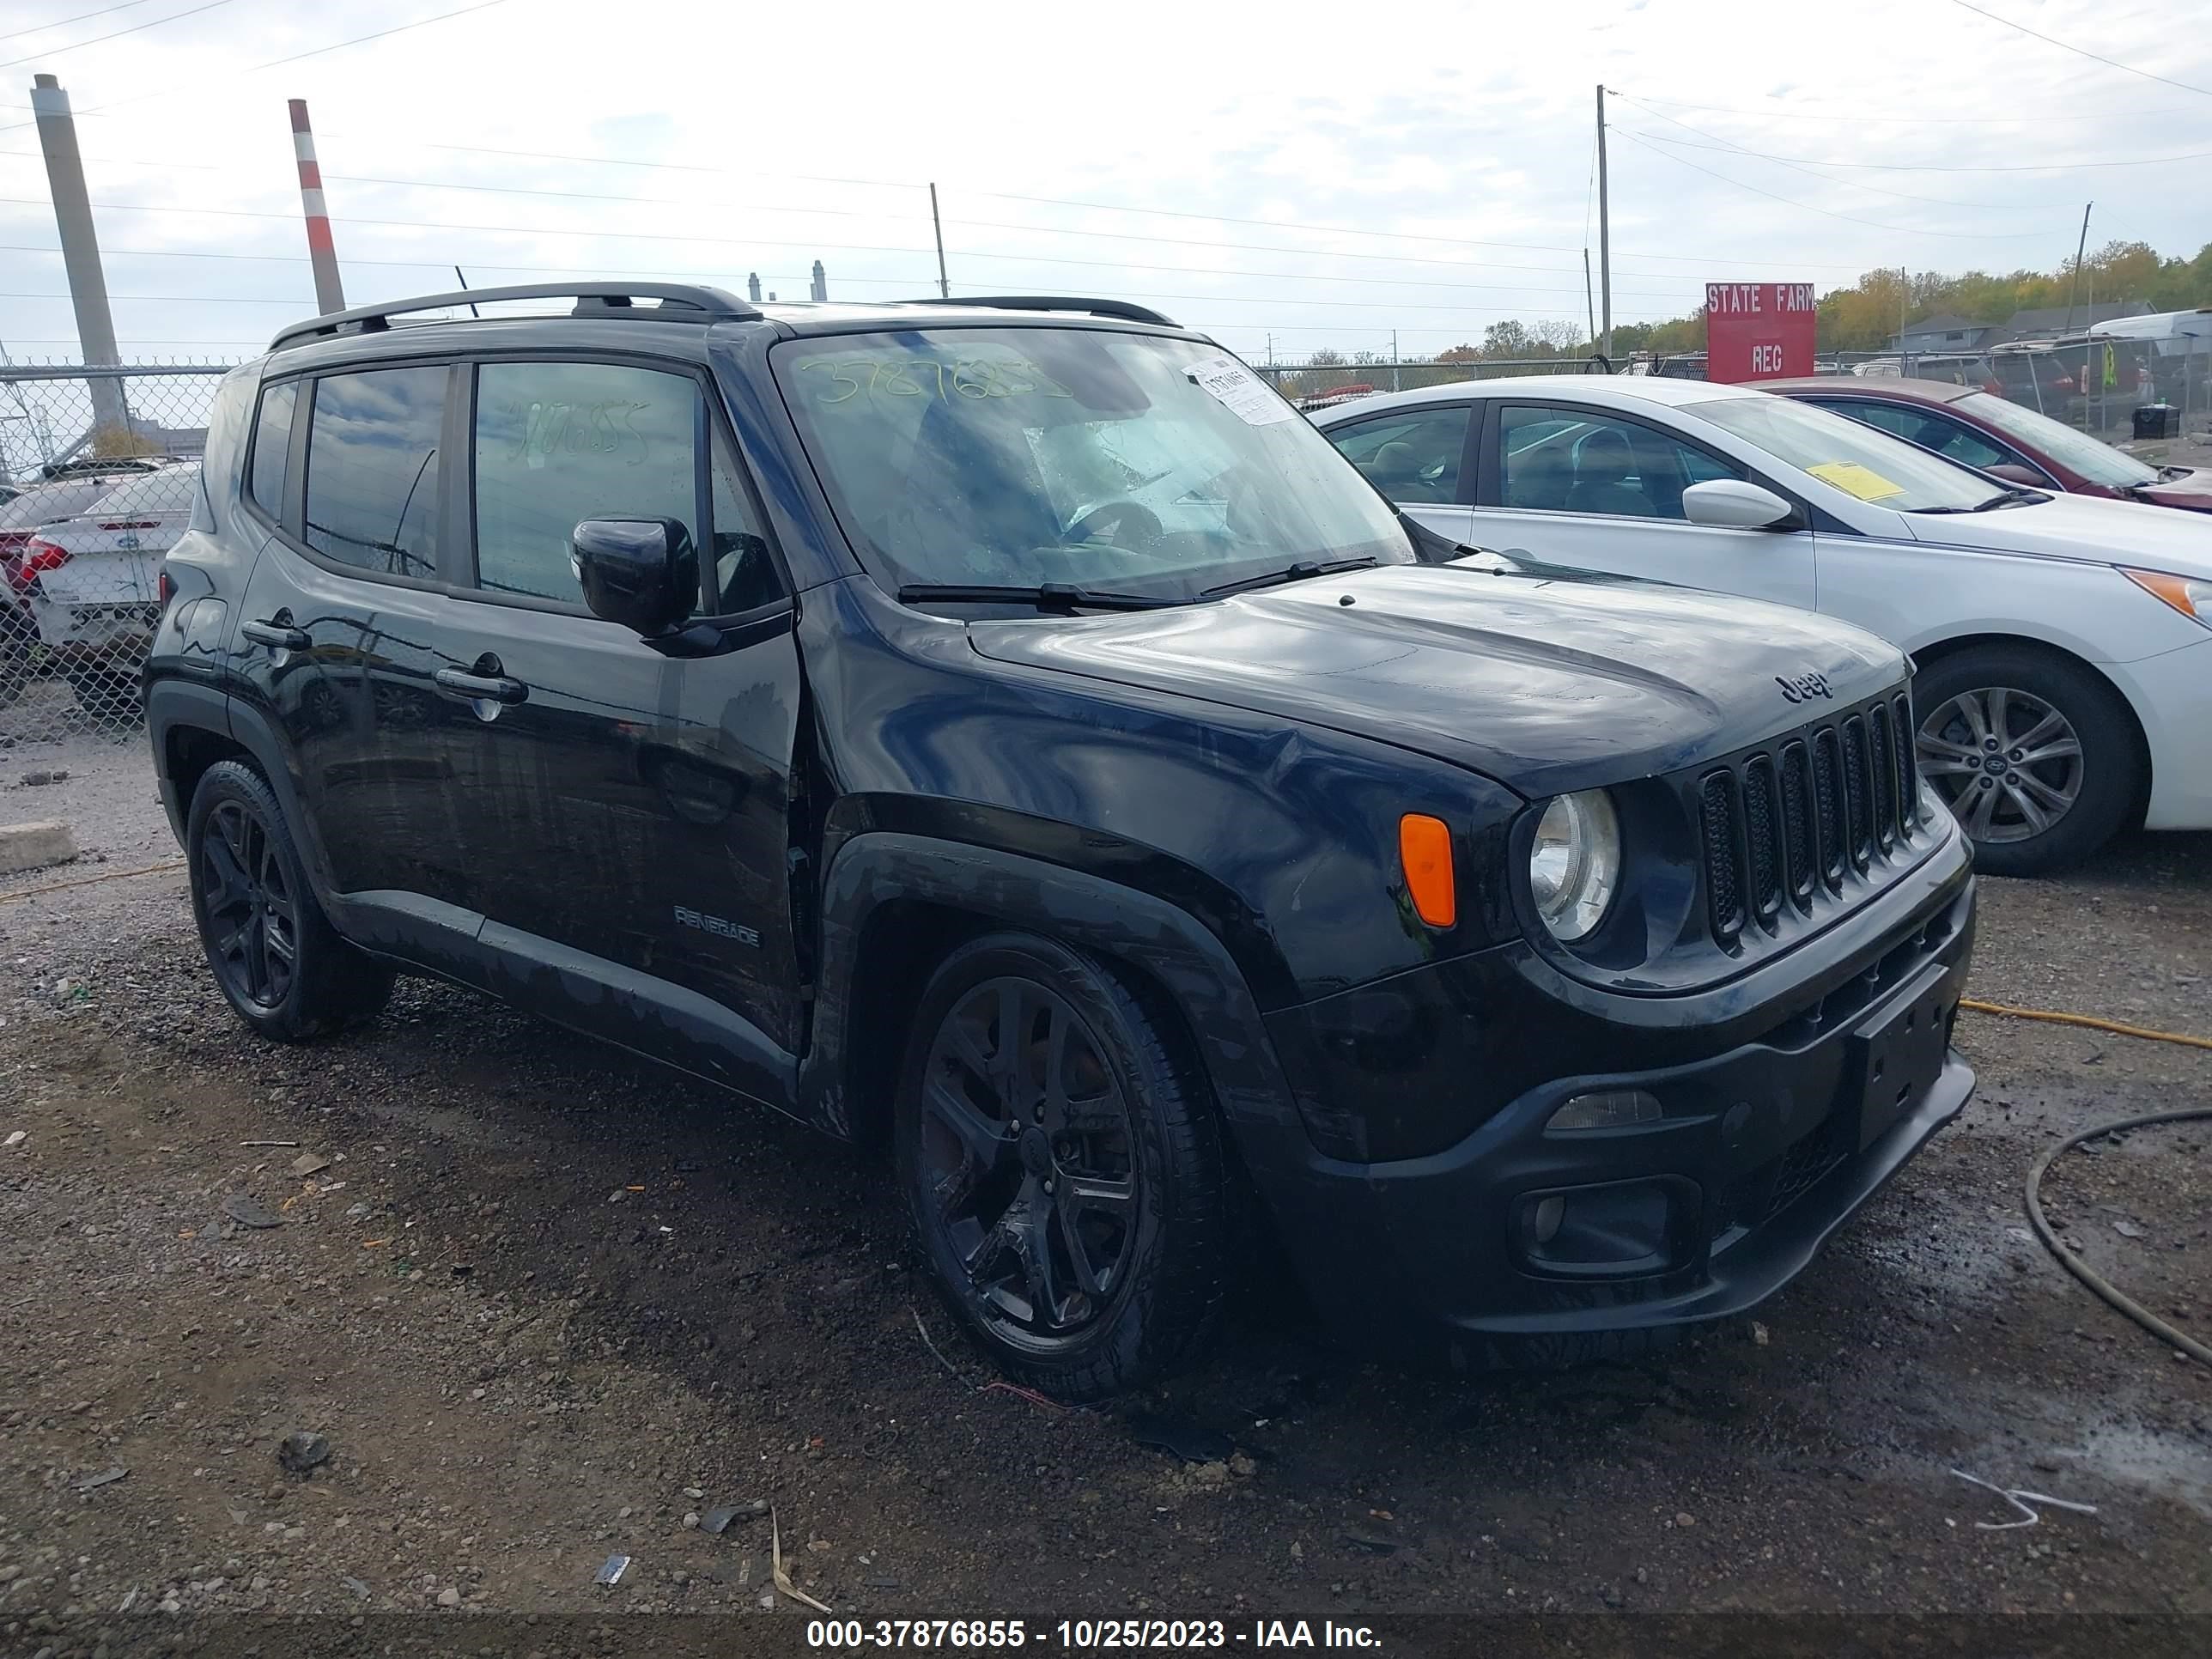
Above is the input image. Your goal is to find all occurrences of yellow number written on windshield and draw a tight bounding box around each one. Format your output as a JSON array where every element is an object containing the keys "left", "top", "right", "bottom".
[{"left": 795, "top": 356, "right": 1076, "bottom": 407}]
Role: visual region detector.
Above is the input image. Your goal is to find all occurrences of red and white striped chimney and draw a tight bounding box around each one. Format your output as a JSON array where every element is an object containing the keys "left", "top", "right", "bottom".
[{"left": 289, "top": 98, "right": 346, "bottom": 315}]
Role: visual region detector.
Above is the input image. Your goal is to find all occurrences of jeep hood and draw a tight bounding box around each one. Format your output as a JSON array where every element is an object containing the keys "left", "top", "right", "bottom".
[{"left": 967, "top": 562, "right": 1903, "bottom": 798}]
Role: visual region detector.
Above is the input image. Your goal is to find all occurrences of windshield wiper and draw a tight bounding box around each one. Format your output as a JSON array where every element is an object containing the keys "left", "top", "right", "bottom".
[
  {"left": 896, "top": 581, "right": 1182, "bottom": 613},
  {"left": 1971, "top": 486, "right": 2045, "bottom": 511},
  {"left": 1201, "top": 556, "right": 1381, "bottom": 598}
]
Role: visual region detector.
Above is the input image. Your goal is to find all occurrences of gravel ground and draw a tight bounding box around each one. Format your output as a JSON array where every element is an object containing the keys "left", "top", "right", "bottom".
[{"left": 2, "top": 738, "right": 2208, "bottom": 1655}]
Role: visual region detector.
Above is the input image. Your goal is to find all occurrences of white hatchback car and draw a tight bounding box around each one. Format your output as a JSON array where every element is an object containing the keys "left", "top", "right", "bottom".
[
  {"left": 18, "top": 460, "right": 200, "bottom": 716},
  {"left": 1315, "top": 376, "right": 2212, "bottom": 874}
]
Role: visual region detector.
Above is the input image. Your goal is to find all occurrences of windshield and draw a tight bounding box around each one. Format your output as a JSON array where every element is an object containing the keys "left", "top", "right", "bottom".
[
  {"left": 774, "top": 327, "right": 1411, "bottom": 597},
  {"left": 1956, "top": 392, "right": 2157, "bottom": 489},
  {"left": 1692, "top": 393, "right": 2006, "bottom": 513}
]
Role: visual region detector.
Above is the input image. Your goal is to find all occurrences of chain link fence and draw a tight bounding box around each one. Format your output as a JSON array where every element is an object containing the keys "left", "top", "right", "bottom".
[
  {"left": 2, "top": 362, "right": 235, "bottom": 746},
  {"left": 1250, "top": 354, "right": 1612, "bottom": 411}
]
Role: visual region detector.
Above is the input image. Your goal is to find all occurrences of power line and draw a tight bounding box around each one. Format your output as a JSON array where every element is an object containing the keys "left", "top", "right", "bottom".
[
  {"left": 0, "top": 185, "right": 1713, "bottom": 286},
  {"left": 0, "top": 240, "right": 1707, "bottom": 299},
  {"left": 0, "top": 0, "right": 521, "bottom": 133},
  {"left": 1613, "top": 129, "right": 2054, "bottom": 240},
  {"left": 1946, "top": 0, "right": 2212, "bottom": 101},
  {"left": 1625, "top": 125, "right": 2212, "bottom": 173},
  {"left": 1626, "top": 91, "right": 2198, "bottom": 125},
  {"left": 0, "top": 0, "right": 160, "bottom": 49},
  {"left": 1612, "top": 94, "right": 2050, "bottom": 212},
  {"left": 0, "top": 283, "right": 1688, "bottom": 317},
  {"left": 0, "top": 0, "right": 232, "bottom": 73}
]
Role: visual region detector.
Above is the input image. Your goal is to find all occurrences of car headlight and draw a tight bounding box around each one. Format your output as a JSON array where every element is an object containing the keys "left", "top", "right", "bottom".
[
  {"left": 2123, "top": 568, "right": 2211, "bottom": 627},
  {"left": 1528, "top": 789, "right": 1621, "bottom": 942}
]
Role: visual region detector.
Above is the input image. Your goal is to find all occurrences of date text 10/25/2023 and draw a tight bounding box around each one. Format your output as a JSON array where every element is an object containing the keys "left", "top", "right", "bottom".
[{"left": 805, "top": 1621, "right": 1382, "bottom": 1650}]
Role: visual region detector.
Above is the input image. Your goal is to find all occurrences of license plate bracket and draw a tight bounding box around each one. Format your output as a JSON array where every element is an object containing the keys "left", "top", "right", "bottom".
[{"left": 1846, "top": 968, "right": 1952, "bottom": 1152}]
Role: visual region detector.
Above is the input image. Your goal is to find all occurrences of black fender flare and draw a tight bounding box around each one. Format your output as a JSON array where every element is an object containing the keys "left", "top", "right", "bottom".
[
  {"left": 799, "top": 832, "right": 1309, "bottom": 1157},
  {"left": 148, "top": 681, "right": 344, "bottom": 908}
]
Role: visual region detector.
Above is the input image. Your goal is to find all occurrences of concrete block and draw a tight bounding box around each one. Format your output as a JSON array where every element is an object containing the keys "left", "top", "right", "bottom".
[{"left": 0, "top": 819, "right": 77, "bottom": 877}]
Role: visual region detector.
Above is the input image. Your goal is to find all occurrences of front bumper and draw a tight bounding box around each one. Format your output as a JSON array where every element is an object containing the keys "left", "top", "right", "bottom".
[
  {"left": 1243, "top": 845, "right": 1975, "bottom": 1364},
  {"left": 2108, "top": 635, "right": 2212, "bottom": 831}
]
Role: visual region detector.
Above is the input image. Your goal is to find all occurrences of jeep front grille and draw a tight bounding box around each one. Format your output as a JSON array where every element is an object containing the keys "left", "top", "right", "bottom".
[{"left": 1698, "top": 691, "right": 1924, "bottom": 950}]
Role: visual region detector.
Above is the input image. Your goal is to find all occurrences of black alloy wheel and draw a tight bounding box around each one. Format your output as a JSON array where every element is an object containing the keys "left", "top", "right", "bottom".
[
  {"left": 896, "top": 933, "right": 1234, "bottom": 1401},
  {"left": 186, "top": 760, "right": 392, "bottom": 1040},
  {"left": 199, "top": 797, "right": 301, "bottom": 1011},
  {"left": 916, "top": 975, "right": 1139, "bottom": 1342}
]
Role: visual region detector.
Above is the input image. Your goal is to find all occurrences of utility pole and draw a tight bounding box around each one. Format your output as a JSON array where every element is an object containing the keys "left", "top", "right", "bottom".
[
  {"left": 2064, "top": 202, "right": 2093, "bottom": 335},
  {"left": 29, "top": 73, "right": 126, "bottom": 439},
  {"left": 928, "top": 184, "right": 950, "bottom": 298},
  {"left": 1595, "top": 85, "right": 1613, "bottom": 363},
  {"left": 288, "top": 100, "right": 345, "bottom": 315},
  {"left": 1583, "top": 249, "right": 1596, "bottom": 347},
  {"left": 1899, "top": 264, "right": 1909, "bottom": 367},
  {"left": 811, "top": 260, "right": 826, "bottom": 302},
  {"left": 1391, "top": 329, "right": 1400, "bottom": 392}
]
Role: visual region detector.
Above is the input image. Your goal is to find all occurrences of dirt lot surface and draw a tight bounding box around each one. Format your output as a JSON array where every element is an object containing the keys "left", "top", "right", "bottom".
[{"left": 2, "top": 733, "right": 2209, "bottom": 1656}]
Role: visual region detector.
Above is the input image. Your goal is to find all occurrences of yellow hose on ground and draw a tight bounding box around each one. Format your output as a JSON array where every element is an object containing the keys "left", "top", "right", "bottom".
[
  {"left": 0, "top": 857, "right": 185, "bottom": 904},
  {"left": 1960, "top": 998, "right": 2212, "bottom": 1052}
]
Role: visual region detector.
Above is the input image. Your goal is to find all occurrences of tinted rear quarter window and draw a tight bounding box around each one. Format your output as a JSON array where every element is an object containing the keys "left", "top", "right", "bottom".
[
  {"left": 248, "top": 380, "right": 297, "bottom": 519},
  {"left": 302, "top": 367, "right": 444, "bottom": 579}
]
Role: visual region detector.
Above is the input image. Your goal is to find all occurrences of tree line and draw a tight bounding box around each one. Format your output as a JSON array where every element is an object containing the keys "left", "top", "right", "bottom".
[{"left": 1269, "top": 239, "right": 2212, "bottom": 386}]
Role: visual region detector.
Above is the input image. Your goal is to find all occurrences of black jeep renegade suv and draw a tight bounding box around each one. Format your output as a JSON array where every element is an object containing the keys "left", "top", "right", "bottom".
[{"left": 147, "top": 284, "right": 1975, "bottom": 1400}]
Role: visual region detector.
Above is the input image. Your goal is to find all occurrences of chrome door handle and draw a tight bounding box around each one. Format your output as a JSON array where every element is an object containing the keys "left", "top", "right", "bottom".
[{"left": 434, "top": 667, "right": 528, "bottom": 705}]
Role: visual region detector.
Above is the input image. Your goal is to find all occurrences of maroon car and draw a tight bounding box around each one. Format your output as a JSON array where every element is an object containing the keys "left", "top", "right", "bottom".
[{"left": 1767, "top": 376, "right": 2212, "bottom": 515}]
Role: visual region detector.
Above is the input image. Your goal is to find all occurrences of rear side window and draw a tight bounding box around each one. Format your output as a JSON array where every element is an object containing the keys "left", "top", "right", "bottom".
[
  {"left": 1324, "top": 407, "right": 1471, "bottom": 504},
  {"left": 303, "top": 367, "right": 445, "bottom": 579},
  {"left": 193, "top": 370, "right": 254, "bottom": 532},
  {"left": 248, "top": 380, "right": 297, "bottom": 519}
]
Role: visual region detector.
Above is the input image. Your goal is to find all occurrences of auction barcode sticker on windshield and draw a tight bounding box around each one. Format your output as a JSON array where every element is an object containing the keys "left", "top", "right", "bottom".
[{"left": 1183, "top": 352, "right": 1294, "bottom": 426}]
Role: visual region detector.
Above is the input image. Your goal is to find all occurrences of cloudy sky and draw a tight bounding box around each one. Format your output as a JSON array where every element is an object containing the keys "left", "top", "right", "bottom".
[{"left": 1, "top": 0, "right": 2207, "bottom": 366}]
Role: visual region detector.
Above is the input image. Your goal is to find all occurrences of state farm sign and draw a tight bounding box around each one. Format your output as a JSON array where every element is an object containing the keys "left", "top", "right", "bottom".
[{"left": 1705, "top": 282, "right": 1816, "bottom": 383}]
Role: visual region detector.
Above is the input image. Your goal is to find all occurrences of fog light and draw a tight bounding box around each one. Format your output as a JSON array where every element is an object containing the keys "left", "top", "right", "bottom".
[
  {"left": 1531, "top": 1194, "right": 1565, "bottom": 1245},
  {"left": 1547, "top": 1089, "right": 1662, "bottom": 1133},
  {"left": 1516, "top": 1179, "right": 1692, "bottom": 1277}
]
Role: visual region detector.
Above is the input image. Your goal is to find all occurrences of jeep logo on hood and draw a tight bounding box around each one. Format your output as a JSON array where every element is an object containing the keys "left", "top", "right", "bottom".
[{"left": 1776, "top": 671, "right": 1834, "bottom": 705}]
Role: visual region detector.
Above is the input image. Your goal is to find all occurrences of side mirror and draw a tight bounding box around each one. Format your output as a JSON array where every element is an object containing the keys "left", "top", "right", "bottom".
[
  {"left": 1984, "top": 463, "right": 2044, "bottom": 487},
  {"left": 1681, "top": 479, "right": 1797, "bottom": 530},
  {"left": 571, "top": 518, "right": 697, "bottom": 636}
]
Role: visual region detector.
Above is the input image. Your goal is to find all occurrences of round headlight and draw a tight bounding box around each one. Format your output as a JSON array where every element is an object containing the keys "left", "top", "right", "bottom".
[{"left": 1528, "top": 789, "right": 1621, "bottom": 943}]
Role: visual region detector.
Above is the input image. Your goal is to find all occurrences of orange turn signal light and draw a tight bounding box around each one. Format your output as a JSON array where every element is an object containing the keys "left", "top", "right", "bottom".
[{"left": 1398, "top": 813, "right": 1456, "bottom": 928}]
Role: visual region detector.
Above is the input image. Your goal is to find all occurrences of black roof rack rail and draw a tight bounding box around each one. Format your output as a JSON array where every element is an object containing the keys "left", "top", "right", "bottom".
[
  {"left": 897, "top": 295, "right": 1179, "bottom": 327},
  {"left": 270, "top": 282, "right": 761, "bottom": 352}
]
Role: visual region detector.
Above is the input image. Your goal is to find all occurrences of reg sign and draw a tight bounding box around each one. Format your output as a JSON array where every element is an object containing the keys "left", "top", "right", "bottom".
[{"left": 1705, "top": 283, "right": 1816, "bottom": 383}]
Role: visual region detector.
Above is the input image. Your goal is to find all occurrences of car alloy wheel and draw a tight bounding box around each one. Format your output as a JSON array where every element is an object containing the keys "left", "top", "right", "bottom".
[
  {"left": 198, "top": 798, "right": 301, "bottom": 1010},
  {"left": 1917, "top": 685, "right": 2083, "bottom": 844},
  {"left": 915, "top": 975, "right": 1139, "bottom": 1347}
]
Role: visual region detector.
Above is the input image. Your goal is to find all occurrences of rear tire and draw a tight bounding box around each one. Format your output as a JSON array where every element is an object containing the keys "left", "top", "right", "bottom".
[
  {"left": 895, "top": 933, "right": 1235, "bottom": 1402},
  {"left": 1912, "top": 644, "right": 2141, "bottom": 877},
  {"left": 186, "top": 760, "right": 393, "bottom": 1042}
]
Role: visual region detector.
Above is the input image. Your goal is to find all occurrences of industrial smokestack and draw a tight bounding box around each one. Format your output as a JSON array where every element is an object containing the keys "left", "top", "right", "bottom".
[
  {"left": 30, "top": 74, "right": 126, "bottom": 434},
  {"left": 289, "top": 99, "right": 346, "bottom": 314}
]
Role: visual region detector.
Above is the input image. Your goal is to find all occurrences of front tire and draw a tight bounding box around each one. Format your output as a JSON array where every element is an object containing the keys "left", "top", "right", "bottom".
[
  {"left": 186, "top": 760, "right": 393, "bottom": 1041},
  {"left": 895, "top": 933, "right": 1235, "bottom": 1401},
  {"left": 1913, "top": 644, "right": 2142, "bottom": 877}
]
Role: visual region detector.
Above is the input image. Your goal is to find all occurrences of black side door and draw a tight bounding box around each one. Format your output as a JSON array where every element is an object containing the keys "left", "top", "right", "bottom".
[
  {"left": 232, "top": 361, "right": 483, "bottom": 927},
  {"left": 441, "top": 353, "right": 805, "bottom": 1091}
]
